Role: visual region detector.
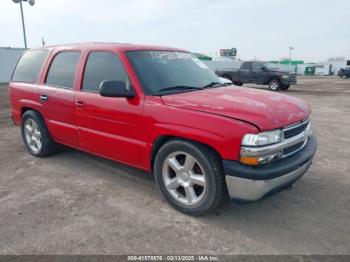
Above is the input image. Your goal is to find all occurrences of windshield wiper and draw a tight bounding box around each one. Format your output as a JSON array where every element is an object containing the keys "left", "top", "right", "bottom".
[
  {"left": 158, "top": 85, "right": 203, "bottom": 93},
  {"left": 202, "top": 82, "right": 227, "bottom": 89}
]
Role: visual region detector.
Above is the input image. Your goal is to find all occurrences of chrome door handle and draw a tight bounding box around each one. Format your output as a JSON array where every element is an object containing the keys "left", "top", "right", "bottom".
[
  {"left": 76, "top": 101, "right": 85, "bottom": 107},
  {"left": 40, "top": 94, "right": 48, "bottom": 102}
]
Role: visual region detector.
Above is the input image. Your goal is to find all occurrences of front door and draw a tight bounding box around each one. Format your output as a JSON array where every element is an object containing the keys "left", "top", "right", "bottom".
[
  {"left": 75, "top": 51, "right": 146, "bottom": 169},
  {"left": 251, "top": 62, "right": 268, "bottom": 84}
]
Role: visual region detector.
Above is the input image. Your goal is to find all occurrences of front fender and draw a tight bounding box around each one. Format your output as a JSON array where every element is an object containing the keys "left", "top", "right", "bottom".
[{"left": 143, "top": 96, "right": 258, "bottom": 170}]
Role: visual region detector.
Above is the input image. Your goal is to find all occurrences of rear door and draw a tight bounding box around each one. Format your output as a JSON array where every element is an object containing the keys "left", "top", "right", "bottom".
[
  {"left": 239, "top": 62, "right": 252, "bottom": 82},
  {"left": 40, "top": 51, "right": 81, "bottom": 146},
  {"left": 75, "top": 50, "right": 145, "bottom": 169}
]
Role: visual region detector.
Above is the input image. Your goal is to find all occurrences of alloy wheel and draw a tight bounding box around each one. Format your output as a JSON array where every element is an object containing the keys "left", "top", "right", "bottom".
[
  {"left": 24, "top": 118, "right": 42, "bottom": 153},
  {"left": 269, "top": 80, "right": 279, "bottom": 90},
  {"left": 162, "top": 151, "right": 207, "bottom": 206}
]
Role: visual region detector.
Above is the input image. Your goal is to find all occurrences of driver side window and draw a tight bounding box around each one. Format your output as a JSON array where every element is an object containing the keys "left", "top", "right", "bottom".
[
  {"left": 252, "top": 63, "right": 264, "bottom": 72},
  {"left": 82, "top": 51, "right": 130, "bottom": 92}
]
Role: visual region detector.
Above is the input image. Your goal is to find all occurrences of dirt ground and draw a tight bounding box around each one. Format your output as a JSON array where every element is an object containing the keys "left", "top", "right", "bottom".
[{"left": 0, "top": 77, "right": 349, "bottom": 255}]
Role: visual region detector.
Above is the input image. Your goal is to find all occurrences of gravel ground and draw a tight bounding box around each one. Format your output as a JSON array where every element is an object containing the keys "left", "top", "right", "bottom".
[{"left": 0, "top": 77, "right": 350, "bottom": 255}]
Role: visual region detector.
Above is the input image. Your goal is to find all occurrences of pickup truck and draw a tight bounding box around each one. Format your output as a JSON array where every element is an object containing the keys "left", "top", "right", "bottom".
[
  {"left": 338, "top": 68, "right": 350, "bottom": 79},
  {"left": 9, "top": 43, "right": 317, "bottom": 215},
  {"left": 216, "top": 61, "right": 297, "bottom": 91}
]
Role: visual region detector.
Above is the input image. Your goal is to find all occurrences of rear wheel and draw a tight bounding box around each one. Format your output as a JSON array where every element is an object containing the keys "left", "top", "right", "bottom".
[
  {"left": 233, "top": 82, "right": 243, "bottom": 86},
  {"left": 154, "top": 139, "right": 225, "bottom": 215},
  {"left": 222, "top": 75, "right": 232, "bottom": 81},
  {"left": 268, "top": 79, "right": 281, "bottom": 91},
  {"left": 280, "top": 84, "right": 290, "bottom": 90},
  {"left": 342, "top": 75, "right": 347, "bottom": 79},
  {"left": 21, "top": 110, "right": 58, "bottom": 157}
]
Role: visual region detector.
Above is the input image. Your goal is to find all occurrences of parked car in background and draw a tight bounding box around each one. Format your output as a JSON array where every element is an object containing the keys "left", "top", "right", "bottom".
[
  {"left": 9, "top": 43, "right": 316, "bottom": 215},
  {"left": 219, "top": 76, "right": 232, "bottom": 84},
  {"left": 338, "top": 68, "right": 350, "bottom": 79},
  {"left": 216, "top": 61, "right": 297, "bottom": 91}
]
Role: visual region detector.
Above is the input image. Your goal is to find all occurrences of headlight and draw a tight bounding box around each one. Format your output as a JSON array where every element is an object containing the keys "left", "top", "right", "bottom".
[
  {"left": 281, "top": 75, "right": 289, "bottom": 79},
  {"left": 240, "top": 130, "right": 283, "bottom": 166},
  {"left": 241, "top": 129, "right": 282, "bottom": 146}
]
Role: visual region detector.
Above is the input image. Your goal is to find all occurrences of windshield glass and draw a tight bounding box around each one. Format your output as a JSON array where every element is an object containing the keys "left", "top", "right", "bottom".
[{"left": 126, "top": 51, "right": 220, "bottom": 95}]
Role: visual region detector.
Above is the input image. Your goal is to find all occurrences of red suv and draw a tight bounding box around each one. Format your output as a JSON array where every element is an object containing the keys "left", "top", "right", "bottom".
[{"left": 9, "top": 43, "right": 317, "bottom": 215}]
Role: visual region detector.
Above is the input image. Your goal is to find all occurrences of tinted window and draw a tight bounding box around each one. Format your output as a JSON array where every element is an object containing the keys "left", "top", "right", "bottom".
[
  {"left": 126, "top": 51, "right": 219, "bottom": 95},
  {"left": 12, "top": 50, "right": 48, "bottom": 83},
  {"left": 82, "top": 52, "right": 129, "bottom": 92},
  {"left": 241, "top": 62, "right": 252, "bottom": 71},
  {"left": 46, "top": 52, "right": 80, "bottom": 88},
  {"left": 252, "top": 63, "right": 264, "bottom": 71}
]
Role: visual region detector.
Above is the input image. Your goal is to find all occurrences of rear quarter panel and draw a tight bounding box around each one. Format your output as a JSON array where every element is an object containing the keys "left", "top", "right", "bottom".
[
  {"left": 9, "top": 82, "right": 43, "bottom": 125},
  {"left": 215, "top": 69, "right": 239, "bottom": 81}
]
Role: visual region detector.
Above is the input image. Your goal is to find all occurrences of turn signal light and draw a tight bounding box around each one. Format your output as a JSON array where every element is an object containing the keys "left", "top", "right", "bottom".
[
  {"left": 239, "top": 156, "right": 260, "bottom": 166},
  {"left": 239, "top": 151, "right": 283, "bottom": 166}
]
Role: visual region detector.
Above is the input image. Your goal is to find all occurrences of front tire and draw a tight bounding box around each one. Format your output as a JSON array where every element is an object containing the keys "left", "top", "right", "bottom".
[
  {"left": 233, "top": 82, "right": 243, "bottom": 86},
  {"left": 21, "top": 110, "right": 58, "bottom": 157},
  {"left": 268, "top": 79, "right": 281, "bottom": 91},
  {"left": 154, "top": 139, "right": 225, "bottom": 215},
  {"left": 280, "top": 84, "right": 290, "bottom": 90},
  {"left": 341, "top": 75, "right": 347, "bottom": 79}
]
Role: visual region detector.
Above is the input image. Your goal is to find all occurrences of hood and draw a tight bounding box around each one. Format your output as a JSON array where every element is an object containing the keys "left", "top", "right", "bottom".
[{"left": 161, "top": 86, "right": 310, "bottom": 131}]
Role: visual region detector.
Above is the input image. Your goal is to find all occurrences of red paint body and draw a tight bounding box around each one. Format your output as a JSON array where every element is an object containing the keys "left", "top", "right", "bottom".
[{"left": 9, "top": 43, "right": 310, "bottom": 172}]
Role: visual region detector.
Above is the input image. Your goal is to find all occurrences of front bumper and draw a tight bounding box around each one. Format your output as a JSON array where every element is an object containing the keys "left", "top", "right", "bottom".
[
  {"left": 281, "top": 77, "right": 297, "bottom": 85},
  {"left": 224, "top": 134, "right": 317, "bottom": 202}
]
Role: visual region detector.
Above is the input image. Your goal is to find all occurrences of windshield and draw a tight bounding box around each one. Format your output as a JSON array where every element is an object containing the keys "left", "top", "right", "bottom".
[{"left": 126, "top": 51, "right": 220, "bottom": 95}]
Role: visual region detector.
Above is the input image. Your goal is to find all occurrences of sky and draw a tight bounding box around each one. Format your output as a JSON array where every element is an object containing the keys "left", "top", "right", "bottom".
[{"left": 0, "top": 0, "right": 349, "bottom": 62}]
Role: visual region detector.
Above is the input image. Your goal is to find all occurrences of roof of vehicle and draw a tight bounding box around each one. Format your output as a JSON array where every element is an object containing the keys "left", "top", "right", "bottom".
[
  {"left": 242, "top": 61, "right": 267, "bottom": 63},
  {"left": 29, "top": 42, "right": 187, "bottom": 53}
]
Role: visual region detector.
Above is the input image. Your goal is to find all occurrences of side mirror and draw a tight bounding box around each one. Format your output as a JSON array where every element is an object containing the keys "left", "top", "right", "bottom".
[{"left": 99, "top": 80, "right": 135, "bottom": 98}]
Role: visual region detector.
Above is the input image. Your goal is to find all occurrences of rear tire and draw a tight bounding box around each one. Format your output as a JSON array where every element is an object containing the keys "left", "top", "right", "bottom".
[
  {"left": 342, "top": 75, "right": 347, "bottom": 79},
  {"left": 268, "top": 79, "right": 281, "bottom": 91},
  {"left": 222, "top": 75, "right": 232, "bottom": 81},
  {"left": 233, "top": 82, "right": 243, "bottom": 86},
  {"left": 154, "top": 139, "right": 226, "bottom": 215},
  {"left": 21, "top": 110, "right": 58, "bottom": 157}
]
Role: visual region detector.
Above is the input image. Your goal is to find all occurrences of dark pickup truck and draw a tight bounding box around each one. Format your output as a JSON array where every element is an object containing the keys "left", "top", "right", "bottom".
[
  {"left": 216, "top": 61, "right": 297, "bottom": 91},
  {"left": 338, "top": 68, "right": 350, "bottom": 79}
]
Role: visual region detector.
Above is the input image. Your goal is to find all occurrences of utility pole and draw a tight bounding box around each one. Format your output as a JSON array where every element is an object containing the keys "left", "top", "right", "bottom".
[
  {"left": 12, "top": 0, "right": 35, "bottom": 49},
  {"left": 19, "top": 0, "right": 27, "bottom": 48}
]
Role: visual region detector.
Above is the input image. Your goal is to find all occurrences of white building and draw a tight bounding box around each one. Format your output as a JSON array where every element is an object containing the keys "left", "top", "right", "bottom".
[{"left": 0, "top": 47, "right": 25, "bottom": 83}]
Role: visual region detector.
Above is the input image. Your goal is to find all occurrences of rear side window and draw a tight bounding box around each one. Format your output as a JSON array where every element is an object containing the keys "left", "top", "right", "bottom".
[
  {"left": 12, "top": 50, "right": 48, "bottom": 83},
  {"left": 241, "top": 62, "right": 252, "bottom": 71},
  {"left": 82, "top": 51, "right": 129, "bottom": 92},
  {"left": 46, "top": 51, "right": 80, "bottom": 89}
]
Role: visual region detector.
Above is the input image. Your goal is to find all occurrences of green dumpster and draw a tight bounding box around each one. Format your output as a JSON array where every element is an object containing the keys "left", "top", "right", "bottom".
[{"left": 305, "top": 66, "right": 316, "bottom": 76}]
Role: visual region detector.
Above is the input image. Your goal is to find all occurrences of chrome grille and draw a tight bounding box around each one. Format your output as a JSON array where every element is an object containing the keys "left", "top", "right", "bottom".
[
  {"left": 282, "top": 119, "right": 310, "bottom": 157},
  {"left": 284, "top": 120, "right": 309, "bottom": 139}
]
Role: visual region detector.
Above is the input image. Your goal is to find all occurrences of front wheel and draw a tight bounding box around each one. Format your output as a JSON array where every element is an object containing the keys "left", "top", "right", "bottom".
[
  {"left": 268, "top": 79, "right": 281, "bottom": 91},
  {"left": 341, "top": 75, "right": 347, "bottom": 79},
  {"left": 154, "top": 139, "right": 226, "bottom": 215},
  {"left": 233, "top": 82, "right": 243, "bottom": 86}
]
